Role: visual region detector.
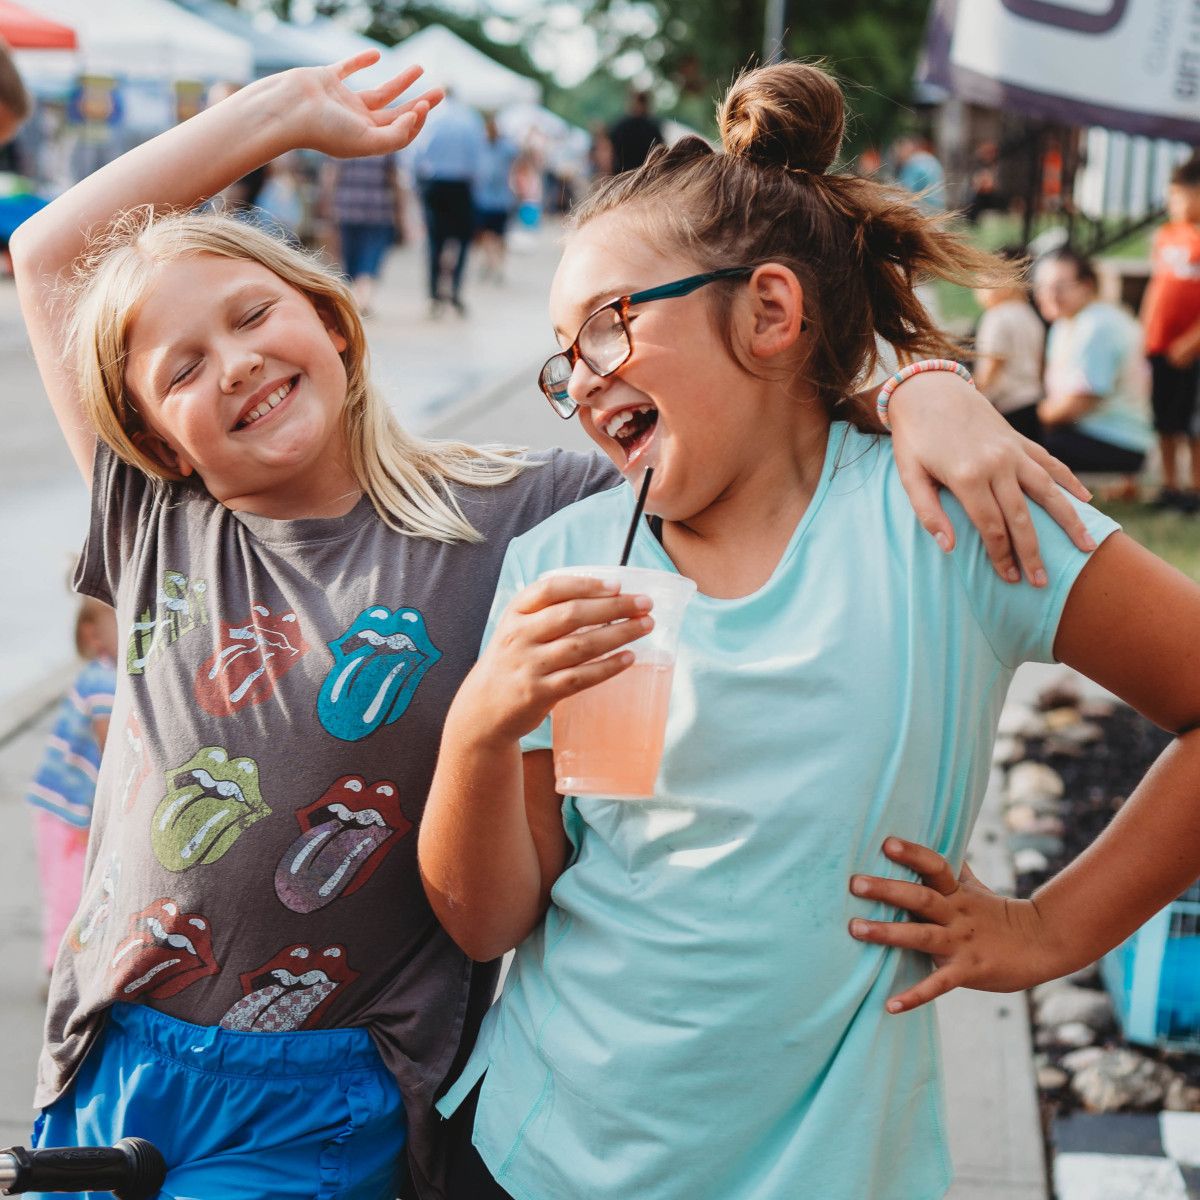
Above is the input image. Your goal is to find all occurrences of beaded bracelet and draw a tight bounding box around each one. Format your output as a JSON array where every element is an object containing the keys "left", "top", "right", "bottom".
[{"left": 876, "top": 359, "right": 974, "bottom": 430}]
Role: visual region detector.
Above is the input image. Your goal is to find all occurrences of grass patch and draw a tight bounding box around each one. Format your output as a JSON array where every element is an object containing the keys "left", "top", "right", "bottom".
[{"left": 1093, "top": 499, "right": 1200, "bottom": 582}]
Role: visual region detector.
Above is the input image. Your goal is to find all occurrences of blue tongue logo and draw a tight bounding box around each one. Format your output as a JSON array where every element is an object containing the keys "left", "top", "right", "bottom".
[{"left": 317, "top": 606, "right": 442, "bottom": 742}]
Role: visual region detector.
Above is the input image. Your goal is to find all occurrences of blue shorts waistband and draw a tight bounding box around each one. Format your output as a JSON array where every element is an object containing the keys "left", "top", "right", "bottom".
[{"left": 107, "top": 1003, "right": 381, "bottom": 1079}]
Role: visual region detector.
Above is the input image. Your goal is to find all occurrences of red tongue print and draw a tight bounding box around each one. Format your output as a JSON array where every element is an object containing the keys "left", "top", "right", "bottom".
[
  {"left": 275, "top": 776, "right": 411, "bottom": 913},
  {"left": 119, "top": 715, "right": 151, "bottom": 814},
  {"left": 219, "top": 944, "right": 357, "bottom": 1032},
  {"left": 194, "top": 603, "right": 308, "bottom": 717},
  {"left": 109, "top": 899, "right": 218, "bottom": 999}
]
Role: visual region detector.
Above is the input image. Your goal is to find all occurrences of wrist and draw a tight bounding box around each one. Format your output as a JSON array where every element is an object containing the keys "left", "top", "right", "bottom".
[{"left": 878, "top": 361, "right": 974, "bottom": 429}]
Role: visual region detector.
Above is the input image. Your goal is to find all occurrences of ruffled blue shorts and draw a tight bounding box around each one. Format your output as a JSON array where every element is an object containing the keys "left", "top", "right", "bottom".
[{"left": 32, "top": 1002, "right": 406, "bottom": 1200}]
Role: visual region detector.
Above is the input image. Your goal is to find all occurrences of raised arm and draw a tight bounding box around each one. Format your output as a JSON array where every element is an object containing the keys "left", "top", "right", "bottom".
[{"left": 10, "top": 53, "right": 439, "bottom": 484}]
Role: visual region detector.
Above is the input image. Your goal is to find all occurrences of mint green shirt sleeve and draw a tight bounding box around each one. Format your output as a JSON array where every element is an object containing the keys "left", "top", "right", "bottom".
[{"left": 942, "top": 489, "right": 1120, "bottom": 669}]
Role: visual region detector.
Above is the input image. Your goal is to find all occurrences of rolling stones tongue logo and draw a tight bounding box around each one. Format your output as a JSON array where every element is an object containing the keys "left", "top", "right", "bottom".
[
  {"left": 317, "top": 606, "right": 441, "bottom": 742},
  {"left": 219, "top": 944, "right": 357, "bottom": 1033},
  {"left": 119, "top": 716, "right": 151, "bottom": 814},
  {"left": 69, "top": 854, "right": 119, "bottom": 953},
  {"left": 194, "top": 604, "right": 308, "bottom": 717},
  {"left": 275, "top": 776, "right": 412, "bottom": 913},
  {"left": 152, "top": 747, "right": 269, "bottom": 872},
  {"left": 109, "top": 899, "right": 218, "bottom": 999}
]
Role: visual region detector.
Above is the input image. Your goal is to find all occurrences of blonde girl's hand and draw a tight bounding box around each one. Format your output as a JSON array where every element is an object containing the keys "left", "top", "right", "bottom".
[
  {"left": 847, "top": 838, "right": 1066, "bottom": 1013},
  {"left": 456, "top": 575, "right": 654, "bottom": 747},
  {"left": 288, "top": 52, "right": 443, "bottom": 160},
  {"left": 887, "top": 372, "right": 1098, "bottom": 587}
]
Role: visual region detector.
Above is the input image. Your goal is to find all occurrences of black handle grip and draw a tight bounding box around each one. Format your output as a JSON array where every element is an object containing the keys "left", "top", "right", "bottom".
[{"left": 1, "top": 1138, "right": 166, "bottom": 1198}]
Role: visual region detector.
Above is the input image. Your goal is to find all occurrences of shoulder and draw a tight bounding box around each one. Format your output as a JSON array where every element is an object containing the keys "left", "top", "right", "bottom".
[
  {"left": 451, "top": 448, "right": 620, "bottom": 543},
  {"left": 504, "top": 480, "right": 630, "bottom": 575}
]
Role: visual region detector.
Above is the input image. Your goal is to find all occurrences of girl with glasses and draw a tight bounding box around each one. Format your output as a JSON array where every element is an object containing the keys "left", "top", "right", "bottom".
[{"left": 421, "top": 61, "right": 1200, "bottom": 1200}]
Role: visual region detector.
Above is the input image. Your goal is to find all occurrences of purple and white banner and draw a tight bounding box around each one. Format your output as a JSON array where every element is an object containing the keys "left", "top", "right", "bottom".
[{"left": 922, "top": 0, "right": 1200, "bottom": 142}]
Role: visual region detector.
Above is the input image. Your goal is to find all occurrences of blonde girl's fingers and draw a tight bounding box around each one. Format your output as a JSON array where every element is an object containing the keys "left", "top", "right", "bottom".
[
  {"left": 990, "top": 476, "right": 1047, "bottom": 588},
  {"left": 332, "top": 50, "right": 383, "bottom": 80},
  {"left": 881, "top": 837, "right": 959, "bottom": 896},
  {"left": 1015, "top": 458, "right": 1099, "bottom": 555},
  {"left": 544, "top": 650, "right": 635, "bottom": 702},
  {"left": 957, "top": 482, "right": 1021, "bottom": 583},
  {"left": 356, "top": 65, "right": 427, "bottom": 111},
  {"left": 848, "top": 875, "right": 950, "bottom": 924},
  {"left": 882, "top": 966, "right": 965, "bottom": 1014},
  {"left": 1019, "top": 435, "right": 1092, "bottom": 502},
  {"left": 894, "top": 460, "right": 956, "bottom": 554}
]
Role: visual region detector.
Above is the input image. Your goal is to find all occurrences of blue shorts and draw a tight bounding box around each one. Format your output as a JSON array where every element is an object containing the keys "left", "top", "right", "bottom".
[
  {"left": 32, "top": 1003, "right": 406, "bottom": 1200},
  {"left": 338, "top": 223, "right": 395, "bottom": 280}
]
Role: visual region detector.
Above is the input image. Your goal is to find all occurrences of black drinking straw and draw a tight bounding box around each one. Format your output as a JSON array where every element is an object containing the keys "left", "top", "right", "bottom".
[{"left": 619, "top": 467, "right": 654, "bottom": 567}]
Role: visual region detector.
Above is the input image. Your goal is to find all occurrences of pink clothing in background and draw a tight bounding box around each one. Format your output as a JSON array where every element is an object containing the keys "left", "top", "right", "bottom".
[{"left": 33, "top": 809, "right": 88, "bottom": 974}]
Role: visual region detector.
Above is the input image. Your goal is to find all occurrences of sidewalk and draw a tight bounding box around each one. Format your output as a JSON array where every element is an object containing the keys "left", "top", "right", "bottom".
[{"left": 0, "top": 224, "right": 1051, "bottom": 1194}]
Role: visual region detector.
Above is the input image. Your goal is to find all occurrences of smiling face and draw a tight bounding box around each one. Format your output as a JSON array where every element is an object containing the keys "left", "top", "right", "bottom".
[
  {"left": 122, "top": 253, "right": 353, "bottom": 512},
  {"left": 550, "top": 212, "right": 789, "bottom": 524}
]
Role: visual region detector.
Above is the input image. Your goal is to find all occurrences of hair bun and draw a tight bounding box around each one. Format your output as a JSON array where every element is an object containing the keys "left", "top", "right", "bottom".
[{"left": 718, "top": 61, "right": 844, "bottom": 175}]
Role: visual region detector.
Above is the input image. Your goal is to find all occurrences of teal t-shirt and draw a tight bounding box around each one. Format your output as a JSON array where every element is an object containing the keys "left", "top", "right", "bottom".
[{"left": 439, "top": 423, "right": 1118, "bottom": 1200}]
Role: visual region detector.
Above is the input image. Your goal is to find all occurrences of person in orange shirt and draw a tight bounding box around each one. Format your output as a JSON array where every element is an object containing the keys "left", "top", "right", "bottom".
[{"left": 1141, "top": 155, "right": 1200, "bottom": 512}]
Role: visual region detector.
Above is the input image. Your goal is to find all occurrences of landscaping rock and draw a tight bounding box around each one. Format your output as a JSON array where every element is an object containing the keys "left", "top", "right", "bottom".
[
  {"left": 1013, "top": 847, "right": 1050, "bottom": 875},
  {"left": 1054, "top": 1021, "right": 1099, "bottom": 1048},
  {"left": 1006, "top": 761, "right": 1065, "bottom": 806},
  {"left": 1038, "top": 1065, "right": 1070, "bottom": 1090},
  {"left": 998, "top": 703, "right": 1050, "bottom": 740},
  {"left": 1165, "top": 1077, "right": 1200, "bottom": 1112},
  {"left": 1070, "top": 1049, "right": 1177, "bottom": 1111},
  {"left": 1062, "top": 1047, "right": 1106, "bottom": 1073},
  {"left": 992, "top": 736, "right": 1026, "bottom": 766},
  {"left": 1036, "top": 985, "right": 1115, "bottom": 1031},
  {"left": 1005, "top": 803, "right": 1041, "bottom": 833},
  {"left": 1045, "top": 706, "right": 1082, "bottom": 731},
  {"left": 1037, "top": 676, "right": 1083, "bottom": 709}
]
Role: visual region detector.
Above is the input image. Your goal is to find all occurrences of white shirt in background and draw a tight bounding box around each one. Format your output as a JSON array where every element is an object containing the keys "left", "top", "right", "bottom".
[{"left": 975, "top": 299, "right": 1046, "bottom": 414}]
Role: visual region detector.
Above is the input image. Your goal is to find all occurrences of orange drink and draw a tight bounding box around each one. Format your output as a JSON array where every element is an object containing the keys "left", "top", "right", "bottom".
[
  {"left": 542, "top": 565, "right": 696, "bottom": 800},
  {"left": 552, "top": 659, "right": 676, "bottom": 798}
]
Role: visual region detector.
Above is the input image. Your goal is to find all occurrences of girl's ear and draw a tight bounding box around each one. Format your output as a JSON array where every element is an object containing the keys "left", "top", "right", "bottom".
[
  {"left": 743, "top": 264, "right": 806, "bottom": 361},
  {"left": 314, "top": 298, "right": 349, "bottom": 353},
  {"left": 132, "top": 428, "right": 195, "bottom": 478}
]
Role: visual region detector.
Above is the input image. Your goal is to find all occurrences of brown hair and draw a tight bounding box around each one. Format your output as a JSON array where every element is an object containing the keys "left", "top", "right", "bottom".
[
  {"left": 74, "top": 596, "right": 113, "bottom": 658},
  {"left": 573, "top": 61, "right": 1011, "bottom": 414}
]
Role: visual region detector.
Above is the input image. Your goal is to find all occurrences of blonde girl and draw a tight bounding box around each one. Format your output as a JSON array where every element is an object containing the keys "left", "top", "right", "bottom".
[{"left": 15, "top": 54, "right": 1094, "bottom": 1200}]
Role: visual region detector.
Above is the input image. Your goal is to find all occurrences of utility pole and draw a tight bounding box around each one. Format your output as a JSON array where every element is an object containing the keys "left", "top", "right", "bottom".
[{"left": 763, "top": 0, "right": 787, "bottom": 64}]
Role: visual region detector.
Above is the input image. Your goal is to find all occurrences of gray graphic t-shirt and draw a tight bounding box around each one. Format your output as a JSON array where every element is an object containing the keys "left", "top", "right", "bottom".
[{"left": 39, "top": 441, "right": 618, "bottom": 1196}]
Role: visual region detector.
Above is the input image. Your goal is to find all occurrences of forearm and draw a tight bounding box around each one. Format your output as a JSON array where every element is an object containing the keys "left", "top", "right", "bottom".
[
  {"left": 1031, "top": 730, "right": 1200, "bottom": 976},
  {"left": 1038, "top": 392, "right": 1094, "bottom": 426},
  {"left": 10, "top": 73, "right": 293, "bottom": 280},
  {"left": 419, "top": 708, "right": 547, "bottom": 961}
]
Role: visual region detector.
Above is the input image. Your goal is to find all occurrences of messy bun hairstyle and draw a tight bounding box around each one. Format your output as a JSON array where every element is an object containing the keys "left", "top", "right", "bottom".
[{"left": 573, "top": 61, "right": 1010, "bottom": 414}]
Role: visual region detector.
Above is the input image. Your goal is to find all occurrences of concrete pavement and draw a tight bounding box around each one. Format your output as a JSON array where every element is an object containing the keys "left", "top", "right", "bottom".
[{"left": 0, "top": 219, "right": 1049, "bottom": 1195}]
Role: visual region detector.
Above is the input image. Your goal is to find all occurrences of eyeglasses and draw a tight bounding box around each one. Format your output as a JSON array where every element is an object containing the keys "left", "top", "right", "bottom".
[{"left": 538, "top": 267, "right": 758, "bottom": 419}]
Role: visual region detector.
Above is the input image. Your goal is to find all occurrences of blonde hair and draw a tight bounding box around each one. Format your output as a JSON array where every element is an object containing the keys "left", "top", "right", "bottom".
[
  {"left": 574, "top": 61, "right": 1013, "bottom": 414},
  {"left": 67, "top": 207, "right": 530, "bottom": 543}
]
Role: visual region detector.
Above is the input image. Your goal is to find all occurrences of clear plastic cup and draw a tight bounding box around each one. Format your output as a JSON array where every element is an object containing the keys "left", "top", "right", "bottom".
[{"left": 541, "top": 565, "right": 696, "bottom": 799}]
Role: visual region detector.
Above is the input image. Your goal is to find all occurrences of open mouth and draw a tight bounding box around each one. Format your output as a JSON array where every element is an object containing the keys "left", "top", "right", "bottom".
[
  {"left": 109, "top": 899, "right": 218, "bottom": 1000},
  {"left": 219, "top": 944, "right": 357, "bottom": 1032},
  {"left": 602, "top": 403, "right": 659, "bottom": 466},
  {"left": 233, "top": 376, "right": 297, "bottom": 431}
]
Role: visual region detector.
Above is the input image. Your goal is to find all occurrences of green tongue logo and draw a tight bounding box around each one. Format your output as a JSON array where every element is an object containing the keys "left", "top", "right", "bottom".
[{"left": 152, "top": 746, "right": 269, "bottom": 872}]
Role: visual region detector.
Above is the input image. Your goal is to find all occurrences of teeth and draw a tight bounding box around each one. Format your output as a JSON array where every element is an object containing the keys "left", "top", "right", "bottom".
[
  {"left": 240, "top": 380, "right": 293, "bottom": 427},
  {"left": 603, "top": 405, "right": 655, "bottom": 440}
]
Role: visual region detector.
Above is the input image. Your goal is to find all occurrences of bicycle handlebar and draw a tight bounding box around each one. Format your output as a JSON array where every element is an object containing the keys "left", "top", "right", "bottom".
[{"left": 0, "top": 1138, "right": 165, "bottom": 1198}]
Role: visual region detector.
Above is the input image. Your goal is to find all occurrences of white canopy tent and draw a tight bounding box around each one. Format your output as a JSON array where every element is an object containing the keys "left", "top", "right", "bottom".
[
  {"left": 350, "top": 24, "right": 540, "bottom": 111},
  {"left": 15, "top": 0, "right": 253, "bottom": 89}
]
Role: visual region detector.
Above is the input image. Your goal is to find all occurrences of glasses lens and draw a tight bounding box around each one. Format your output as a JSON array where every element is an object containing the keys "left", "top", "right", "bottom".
[
  {"left": 579, "top": 306, "right": 630, "bottom": 375},
  {"left": 540, "top": 354, "right": 576, "bottom": 417}
]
